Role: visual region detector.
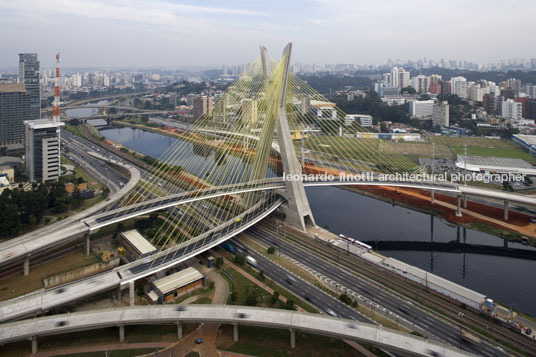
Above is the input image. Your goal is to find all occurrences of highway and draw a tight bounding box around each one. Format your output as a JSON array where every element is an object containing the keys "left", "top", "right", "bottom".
[
  {"left": 0, "top": 305, "right": 474, "bottom": 357},
  {"left": 0, "top": 197, "right": 283, "bottom": 323},
  {"left": 0, "top": 134, "right": 141, "bottom": 273},
  {"left": 256, "top": 222, "right": 536, "bottom": 356},
  {"left": 240, "top": 227, "right": 505, "bottom": 357}
]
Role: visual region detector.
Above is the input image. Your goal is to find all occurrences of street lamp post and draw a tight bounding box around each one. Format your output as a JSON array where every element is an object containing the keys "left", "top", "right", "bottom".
[
  {"left": 431, "top": 142, "right": 435, "bottom": 204},
  {"left": 458, "top": 312, "right": 465, "bottom": 349}
]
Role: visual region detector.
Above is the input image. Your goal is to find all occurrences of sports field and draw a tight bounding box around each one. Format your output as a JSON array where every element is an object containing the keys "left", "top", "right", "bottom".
[
  {"left": 303, "top": 135, "right": 536, "bottom": 164},
  {"left": 431, "top": 136, "right": 536, "bottom": 164}
]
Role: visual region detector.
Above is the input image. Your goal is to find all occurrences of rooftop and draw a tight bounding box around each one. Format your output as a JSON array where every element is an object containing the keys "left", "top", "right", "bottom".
[
  {"left": 121, "top": 229, "right": 156, "bottom": 256},
  {"left": 514, "top": 134, "right": 536, "bottom": 146},
  {"left": 456, "top": 155, "right": 535, "bottom": 175},
  {"left": 24, "top": 119, "right": 64, "bottom": 130},
  {"left": 152, "top": 267, "right": 203, "bottom": 295}
]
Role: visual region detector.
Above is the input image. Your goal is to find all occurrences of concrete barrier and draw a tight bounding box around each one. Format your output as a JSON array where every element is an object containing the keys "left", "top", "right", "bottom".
[{"left": 42, "top": 258, "right": 120, "bottom": 288}]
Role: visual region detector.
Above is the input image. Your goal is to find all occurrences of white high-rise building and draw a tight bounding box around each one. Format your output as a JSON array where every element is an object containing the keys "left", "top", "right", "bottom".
[
  {"left": 501, "top": 99, "right": 523, "bottom": 121},
  {"left": 103, "top": 74, "right": 110, "bottom": 87},
  {"left": 408, "top": 100, "right": 434, "bottom": 117},
  {"left": 71, "top": 73, "right": 82, "bottom": 87},
  {"left": 390, "top": 67, "right": 410, "bottom": 88},
  {"left": 467, "top": 83, "right": 485, "bottom": 102},
  {"left": 450, "top": 76, "right": 467, "bottom": 98},
  {"left": 411, "top": 75, "right": 430, "bottom": 93},
  {"left": 24, "top": 119, "right": 64, "bottom": 182}
]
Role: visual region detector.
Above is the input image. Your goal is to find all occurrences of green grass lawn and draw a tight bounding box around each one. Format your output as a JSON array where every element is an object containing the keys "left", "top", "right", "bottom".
[
  {"left": 451, "top": 145, "right": 536, "bottom": 163},
  {"left": 0, "top": 324, "right": 197, "bottom": 356},
  {"left": 302, "top": 136, "right": 419, "bottom": 171},
  {"left": 61, "top": 155, "right": 103, "bottom": 191},
  {"left": 224, "top": 265, "right": 283, "bottom": 308},
  {"left": 217, "top": 325, "right": 361, "bottom": 357}
]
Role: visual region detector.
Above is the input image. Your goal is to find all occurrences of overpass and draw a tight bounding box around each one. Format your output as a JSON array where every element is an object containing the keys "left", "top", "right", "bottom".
[
  {"left": 0, "top": 305, "right": 474, "bottom": 357},
  {"left": 0, "top": 151, "right": 140, "bottom": 276},
  {"left": 1, "top": 175, "right": 533, "bottom": 273},
  {"left": 0, "top": 197, "right": 283, "bottom": 323}
]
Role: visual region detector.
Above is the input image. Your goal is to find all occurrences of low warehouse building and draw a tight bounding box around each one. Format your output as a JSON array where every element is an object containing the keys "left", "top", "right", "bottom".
[
  {"left": 120, "top": 229, "right": 157, "bottom": 260},
  {"left": 146, "top": 267, "right": 205, "bottom": 304}
]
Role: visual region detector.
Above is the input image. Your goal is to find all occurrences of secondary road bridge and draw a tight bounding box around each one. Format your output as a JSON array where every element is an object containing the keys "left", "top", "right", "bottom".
[{"left": 0, "top": 305, "right": 474, "bottom": 357}]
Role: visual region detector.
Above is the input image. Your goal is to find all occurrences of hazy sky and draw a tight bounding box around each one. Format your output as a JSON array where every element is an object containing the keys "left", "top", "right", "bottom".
[{"left": 1, "top": 0, "right": 535, "bottom": 69}]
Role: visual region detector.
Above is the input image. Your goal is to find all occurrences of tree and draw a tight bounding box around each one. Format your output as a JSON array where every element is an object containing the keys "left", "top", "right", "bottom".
[
  {"left": 284, "top": 299, "right": 295, "bottom": 310},
  {"left": 71, "top": 188, "right": 84, "bottom": 209},
  {"left": 141, "top": 114, "right": 149, "bottom": 122},
  {"left": 70, "top": 119, "right": 80, "bottom": 126},
  {"left": 245, "top": 288, "right": 258, "bottom": 306},
  {"left": 234, "top": 254, "right": 246, "bottom": 266},
  {"left": 258, "top": 270, "right": 265, "bottom": 281},
  {"left": 401, "top": 86, "right": 416, "bottom": 95},
  {"left": 271, "top": 291, "right": 280, "bottom": 305},
  {"left": 230, "top": 290, "right": 237, "bottom": 303},
  {"left": 215, "top": 256, "right": 223, "bottom": 268},
  {"left": 267, "top": 246, "right": 275, "bottom": 254}
]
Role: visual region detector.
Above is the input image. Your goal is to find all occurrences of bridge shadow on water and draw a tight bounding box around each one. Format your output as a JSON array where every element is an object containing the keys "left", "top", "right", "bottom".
[{"left": 363, "top": 240, "right": 536, "bottom": 260}]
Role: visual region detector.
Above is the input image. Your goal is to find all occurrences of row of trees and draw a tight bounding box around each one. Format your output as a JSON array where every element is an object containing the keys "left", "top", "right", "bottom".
[{"left": 0, "top": 179, "right": 85, "bottom": 239}]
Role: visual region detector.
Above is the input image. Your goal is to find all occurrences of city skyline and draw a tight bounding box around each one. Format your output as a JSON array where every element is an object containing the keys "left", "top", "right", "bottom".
[{"left": 1, "top": 0, "right": 535, "bottom": 68}]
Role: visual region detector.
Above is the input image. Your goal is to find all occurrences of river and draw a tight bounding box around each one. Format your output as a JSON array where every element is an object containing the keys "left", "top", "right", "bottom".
[{"left": 98, "top": 125, "right": 536, "bottom": 316}]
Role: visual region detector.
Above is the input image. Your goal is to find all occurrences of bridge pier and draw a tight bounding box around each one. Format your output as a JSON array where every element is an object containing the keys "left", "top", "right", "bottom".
[
  {"left": 233, "top": 323, "right": 239, "bottom": 342},
  {"left": 31, "top": 336, "right": 37, "bottom": 354},
  {"left": 177, "top": 321, "right": 183, "bottom": 339},
  {"left": 116, "top": 286, "right": 122, "bottom": 301},
  {"left": 24, "top": 254, "right": 30, "bottom": 276},
  {"left": 290, "top": 328, "right": 296, "bottom": 348},
  {"left": 83, "top": 233, "right": 90, "bottom": 257},
  {"left": 463, "top": 193, "right": 467, "bottom": 208},
  {"left": 504, "top": 200, "right": 509, "bottom": 221},
  {"left": 456, "top": 196, "right": 462, "bottom": 217},
  {"left": 129, "top": 281, "right": 135, "bottom": 307},
  {"left": 430, "top": 190, "right": 434, "bottom": 204},
  {"left": 119, "top": 324, "right": 125, "bottom": 342}
]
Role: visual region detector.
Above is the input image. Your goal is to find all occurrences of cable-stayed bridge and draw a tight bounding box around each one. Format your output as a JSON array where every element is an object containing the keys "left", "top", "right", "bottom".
[{"left": 1, "top": 43, "right": 535, "bottom": 325}]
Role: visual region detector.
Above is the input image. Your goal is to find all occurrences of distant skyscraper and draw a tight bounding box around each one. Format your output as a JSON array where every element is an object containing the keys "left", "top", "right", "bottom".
[
  {"left": 192, "top": 95, "right": 212, "bottom": 120},
  {"left": 525, "top": 100, "right": 536, "bottom": 119},
  {"left": 0, "top": 84, "right": 31, "bottom": 145},
  {"left": 501, "top": 99, "right": 523, "bottom": 121},
  {"left": 411, "top": 75, "right": 430, "bottom": 93},
  {"left": 390, "top": 67, "right": 410, "bottom": 88},
  {"left": 18, "top": 53, "right": 40, "bottom": 120},
  {"left": 450, "top": 76, "right": 467, "bottom": 98},
  {"left": 24, "top": 119, "right": 62, "bottom": 182},
  {"left": 432, "top": 101, "right": 449, "bottom": 127}
]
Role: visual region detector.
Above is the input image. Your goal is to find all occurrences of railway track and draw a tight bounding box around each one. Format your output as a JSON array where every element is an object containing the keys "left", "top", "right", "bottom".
[{"left": 256, "top": 220, "right": 536, "bottom": 356}]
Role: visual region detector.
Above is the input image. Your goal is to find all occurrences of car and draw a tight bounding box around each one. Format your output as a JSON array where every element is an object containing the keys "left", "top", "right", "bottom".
[
  {"left": 526, "top": 328, "right": 532, "bottom": 335},
  {"left": 245, "top": 256, "right": 258, "bottom": 267},
  {"left": 194, "top": 337, "right": 204, "bottom": 344},
  {"left": 236, "top": 312, "right": 249, "bottom": 319},
  {"left": 55, "top": 288, "right": 65, "bottom": 294},
  {"left": 286, "top": 274, "right": 297, "bottom": 285},
  {"left": 55, "top": 320, "right": 68, "bottom": 327},
  {"left": 176, "top": 305, "right": 187, "bottom": 311},
  {"left": 346, "top": 323, "right": 358, "bottom": 329},
  {"left": 325, "top": 308, "right": 337, "bottom": 317}
]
